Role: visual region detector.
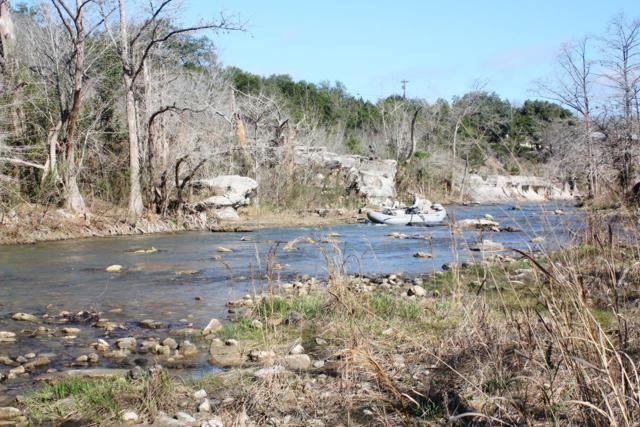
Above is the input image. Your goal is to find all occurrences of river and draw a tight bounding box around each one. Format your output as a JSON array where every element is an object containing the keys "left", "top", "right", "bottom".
[{"left": 0, "top": 202, "right": 580, "bottom": 397}]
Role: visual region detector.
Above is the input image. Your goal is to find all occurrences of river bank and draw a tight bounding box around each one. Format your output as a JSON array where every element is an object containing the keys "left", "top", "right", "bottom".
[
  {"left": 0, "top": 203, "right": 359, "bottom": 245},
  {"left": 2, "top": 218, "right": 639, "bottom": 426}
]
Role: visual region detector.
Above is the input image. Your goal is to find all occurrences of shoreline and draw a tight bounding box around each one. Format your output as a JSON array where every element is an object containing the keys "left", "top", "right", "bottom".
[
  {"left": 0, "top": 206, "right": 360, "bottom": 246},
  {"left": 0, "top": 199, "right": 586, "bottom": 246}
]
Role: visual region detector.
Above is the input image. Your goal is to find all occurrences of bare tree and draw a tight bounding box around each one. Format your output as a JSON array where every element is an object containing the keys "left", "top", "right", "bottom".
[
  {"left": 113, "top": 0, "right": 242, "bottom": 223},
  {"left": 600, "top": 14, "right": 640, "bottom": 193},
  {"left": 537, "top": 38, "right": 599, "bottom": 197}
]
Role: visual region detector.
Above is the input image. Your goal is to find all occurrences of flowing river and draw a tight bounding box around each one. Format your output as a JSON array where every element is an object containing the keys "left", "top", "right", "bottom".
[{"left": 0, "top": 202, "right": 580, "bottom": 398}]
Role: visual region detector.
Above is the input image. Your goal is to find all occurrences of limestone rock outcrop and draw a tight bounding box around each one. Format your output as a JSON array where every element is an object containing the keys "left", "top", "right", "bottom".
[
  {"left": 295, "top": 147, "right": 397, "bottom": 206},
  {"left": 456, "top": 174, "right": 575, "bottom": 204}
]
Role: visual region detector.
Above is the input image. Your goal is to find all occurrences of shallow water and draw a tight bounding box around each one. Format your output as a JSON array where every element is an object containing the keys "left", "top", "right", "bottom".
[{"left": 0, "top": 202, "right": 580, "bottom": 395}]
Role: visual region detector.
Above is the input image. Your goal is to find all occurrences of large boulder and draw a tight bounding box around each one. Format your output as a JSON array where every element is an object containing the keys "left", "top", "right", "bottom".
[{"left": 191, "top": 176, "right": 258, "bottom": 209}]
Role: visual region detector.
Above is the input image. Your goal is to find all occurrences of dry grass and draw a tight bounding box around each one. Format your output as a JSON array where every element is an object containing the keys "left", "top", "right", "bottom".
[{"left": 20, "top": 211, "right": 640, "bottom": 426}]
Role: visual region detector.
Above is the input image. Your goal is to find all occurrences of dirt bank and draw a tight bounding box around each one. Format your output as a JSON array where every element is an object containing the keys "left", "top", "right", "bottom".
[{"left": 0, "top": 203, "right": 360, "bottom": 245}]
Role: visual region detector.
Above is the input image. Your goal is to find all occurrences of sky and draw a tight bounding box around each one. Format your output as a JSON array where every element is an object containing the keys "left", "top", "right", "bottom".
[{"left": 186, "top": 1, "right": 637, "bottom": 103}]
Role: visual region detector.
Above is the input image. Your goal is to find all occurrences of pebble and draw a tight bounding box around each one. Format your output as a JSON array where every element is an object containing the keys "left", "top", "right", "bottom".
[
  {"left": 12, "top": 313, "right": 38, "bottom": 322},
  {"left": 193, "top": 389, "right": 207, "bottom": 399},
  {"left": 179, "top": 340, "right": 198, "bottom": 357},
  {"left": 413, "top": 251, "right": 432, "bottom": 259},
  {"left": 251, "top": 319, "right": 263, "bottom": 329},
  {"left": 198, "top": 399, "right": 211, "bottom": 413},
  {"left": 122, "top": 410, "right": 139, "bottom": 424},
  {"left": 254, "top": 365, "right": 286, "bottom": 379},
  {"left": 163, "top": 338, "right": 178, "bottom": 350},
  {"left": 408, "top": 285, "right": 427, "bottom": 297},
  {"left": 204, "top": 416, "right": 224, "bottom": 427},
  {"left": 284, "top": 354, "right": 312, "bottom": 370},
  {"left": 216, "top": 246, "right": 233, "bottom": 253},
  {"left": 0, "top": 331, "right": 17, "bottom": 343},
  {"left": 105, "top": 264, "right": 123, "bottom": 273},
  {"left": 116, "top": 337, "right": 137, "bottom": 351},
  {"left": 176, "top": 412, "right": 196, "bottom": 423},
  {"left": 202, "top": 319, "right": 223, "bottom": 335},
  {"left": 289, "top": 344, "right": 304, "bottom": 355}
]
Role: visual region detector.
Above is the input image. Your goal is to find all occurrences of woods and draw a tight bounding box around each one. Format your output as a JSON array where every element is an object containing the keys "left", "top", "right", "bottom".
[{"left": 0, "top": 2, "right": 639, "bottom": 224}]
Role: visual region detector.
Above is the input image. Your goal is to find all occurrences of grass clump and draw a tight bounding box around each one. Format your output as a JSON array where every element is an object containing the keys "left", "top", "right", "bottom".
[{"left": 24, "top": 377, "right": 132, "bottom": 425}]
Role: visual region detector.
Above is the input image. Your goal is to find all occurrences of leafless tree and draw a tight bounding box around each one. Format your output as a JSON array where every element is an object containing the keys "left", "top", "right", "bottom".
[
  {"left": 600, "top": 14, "right": 640, "bottom": 193},
  {"left": 537, "top": 38, "right": 600, "bottom": 196},
  {"left": 110, "top": 0, "right": 242, "bottom": 223}
]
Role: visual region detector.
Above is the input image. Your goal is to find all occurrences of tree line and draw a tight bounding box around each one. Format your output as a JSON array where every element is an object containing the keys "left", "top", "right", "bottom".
[{"left": 0, "top": 1, "right": 639, "bottom": 222}]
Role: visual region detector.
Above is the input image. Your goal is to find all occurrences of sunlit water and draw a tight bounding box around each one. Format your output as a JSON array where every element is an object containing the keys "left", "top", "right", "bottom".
[{"left": 0, "top": 202, "right": 580, "bottom": 396}]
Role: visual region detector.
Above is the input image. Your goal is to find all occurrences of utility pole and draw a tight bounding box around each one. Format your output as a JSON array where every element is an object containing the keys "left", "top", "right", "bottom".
[{"left": 401, "top": 80, "right": 409, "bottom": 99}]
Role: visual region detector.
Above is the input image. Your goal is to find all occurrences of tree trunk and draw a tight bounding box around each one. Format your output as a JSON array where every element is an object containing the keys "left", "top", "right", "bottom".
[
  {"left": 62, "top": 0, "right": 87, "bottom": 214},
  {"left": 407, "top": 106, "right": 422, "bottom": 162},
  {"left": 118, "top": 0, "right": 143, "bottom": 223}
]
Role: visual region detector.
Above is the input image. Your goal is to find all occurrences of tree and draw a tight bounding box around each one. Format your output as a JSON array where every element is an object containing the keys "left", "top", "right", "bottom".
[
  {"left": 113, "top": 0, "right": 242, "bottom": 223},
  {"left": 600, "top": 14, "right": 640, "bottom": 194},
  {"left": 537, "top": 38, "right": 599, "bottom": 196}
]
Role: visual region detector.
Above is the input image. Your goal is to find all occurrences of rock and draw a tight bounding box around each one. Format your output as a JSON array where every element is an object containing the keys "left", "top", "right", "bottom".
[
  {"left": 0, "top": 407, "right": 21, "bottom": 421},
  {"left": 140, "top": 319, "right": 165, "bottom": 329},
  {"left": 216, "top": 246, "right": 233, "bottom": 253},
  {"left": 170, "top": 328, "right": 200, "bottom": 337},
  {"left": 163, "top": 337, "right": 178, "bottom": 350},
  {"left": 251, "top": 319, "right": 263, "bottom": 329},
  {"left": 175, "top": 270, "right": 198, "bottom": 276},
  {"left": 8, "top": 365, "right": 25, "bottom": 377},
  {"left": 0, "top": 355, "right": 16, "bottom": 366},
  {"left": 484, "top": 213, "right": 495, "bottom": 220},
  {"left": 315, "top": 337, "right": 327, "bottom": 345},
  {"left": 248, "top": 350, "right": 275, "bottom": 363},
  {"left": 214, "top": 207, "right": 240, "bottom": 221},
  {"left": 23, "top": 356, "right": 50, "bottom": 370},
  {"left": 76, "top": 355, "right": 89, "bottom": 363},
  {"left": 295, "top": 147, "right": 397, "bottom": 206},
  {"left": 202, "top": 319, "right": 223, "bottom": 335},
  {"left": 191, "top": 175, "right": 258, "bottom": 209},
  {"left": 224, "top": 339, "right": 238, "bottom": 347},
  {"left": 105, "top": 264, "right": 123, "bottom": 273},
  {"left": 193, "top": 389, "right": 207, "bottom": 399},
  {"left": 204, "top": 416, "right": 224, "bottom": 427},
  {"left": 116, "top": 337, "right": 137, "bottom": 351},
  {"left": 130, "top": 247, "right": 158, "bottom": 254},
  {"left": 11, "top": 313, "right": 38, "bottom": 322},
  {"left": 457, "top": 218, "right": 500, "bottom": 230},
  {"left": 175, "top": 412, "right": 196, "bottom": 423},
  {"left": 92, "top": 339, "right": 110, "bottom": 352},
  {"left": 554, "top": 209, "right": 565, "bottom": 215},
  {"left": 0, "top": 331, "right": 16, "bottom": 343},
  {"left": 88, "top": 353, "right": 99, "bottom": 363},
  {"left": 198, "top": 399, "right": 211, "bottom": 413},
  {"left": 313, "top": 360, "right": 325, "bottom": 368},
  {"left": 284, "top": 354, "right": 312, "bottom": 370},
  {"left": 408, "top": 285, "right": 427, "bottom": 297},
  {"left": 61, "top": 327, "right": 81, "bottom": 335},
  {"left": 413, "top": 251, "right": 432, "bottom": 259},
  {"left": 179, "top": 341, "right": 198, "bottom": 357},
  {"left": 122, "top": 410, "right": 139, "bottom": 424},
  {"left": 453, "top": 174, "right": 575, "bottom": 203},
  {"left": 154, "top": 411, "right": 188, "bottom": 427},
  {"left": 254, "top": 365, "right": 286, "bottom": 379},
  {"left": 531, "top": 236, "right": 545, "bottom": 244},
  {"left": 470, "top": 240, "right": 504, "bottom": 252},
  {"left": 289, "top": 344, "right": 305, "bottom": 355}
]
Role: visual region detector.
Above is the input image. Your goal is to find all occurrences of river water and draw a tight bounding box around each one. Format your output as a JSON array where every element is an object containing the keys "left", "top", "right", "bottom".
[{"left": 0, "top": 202, "right": 580, "bottom": 396}]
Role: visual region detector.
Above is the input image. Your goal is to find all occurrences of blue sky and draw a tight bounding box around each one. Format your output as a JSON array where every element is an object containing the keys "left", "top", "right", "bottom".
[{"left": 189, "top": 1, "right": 636, "bottom": 103}]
